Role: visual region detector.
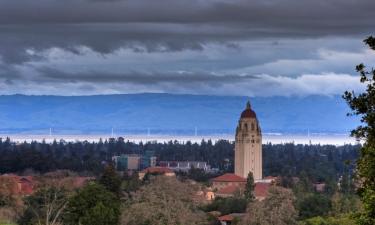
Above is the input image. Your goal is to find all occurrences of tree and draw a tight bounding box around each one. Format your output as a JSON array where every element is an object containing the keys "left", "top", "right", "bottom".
[
  {"left": 63, "top": 183, "right": 120, "bottom": 225},
  {"left": 121, "top": 176, "right": 207, "bottom": 225},
  {"left": 244, "top": 171, "right": 255, "bottom": 202},
  {"left": 99, "top": 164, "right": 122, "bottom": 195},
  {"left": 297, "top": 193, "right": 331, "bottom": 220},
  {"left": 343, "top": 36, "right": 375, "bottom": 225},
  {"left": 0, "top": 177, "right": 20, "bottom": 208},
  {"left": 121, "top": 172, "right": 142, "bottom": 194},
  {"left": 18, "top": 187, "right": 67, "bottom": 225},
  {"left": 300, "top": 215, "right": 356, "bottom": 225},
  {"left": 330, "top": 192, "right": 362, "bottom": 217},
  {"left": 203, "top": 197, "right": 247, "bottom": 215},
  {"left": 240, "top": 186, "right": 298, "bottom": 225}
]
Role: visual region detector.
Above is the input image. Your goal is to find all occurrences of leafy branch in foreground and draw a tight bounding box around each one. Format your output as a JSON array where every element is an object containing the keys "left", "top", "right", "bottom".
[{"left": 343, "top": 36, "right": 375, "bottom": 225}]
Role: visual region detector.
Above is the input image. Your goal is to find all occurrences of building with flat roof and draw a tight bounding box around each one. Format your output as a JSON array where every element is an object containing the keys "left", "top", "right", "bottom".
[
  {"left": 112, "top": 151, "right": 156, "bottom": 171},
  {"left": 158, "top": 161, "right": 211, "bottom": 172}
]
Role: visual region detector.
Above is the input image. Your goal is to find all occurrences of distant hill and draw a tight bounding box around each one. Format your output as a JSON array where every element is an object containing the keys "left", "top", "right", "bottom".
[{"left": 0, "top": 94, "right": 359, "bottom": 135}]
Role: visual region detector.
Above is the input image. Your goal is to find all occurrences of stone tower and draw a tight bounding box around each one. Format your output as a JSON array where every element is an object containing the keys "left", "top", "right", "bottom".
[{"left": 234, "top": 101, "right": 262, "bottom": 180}]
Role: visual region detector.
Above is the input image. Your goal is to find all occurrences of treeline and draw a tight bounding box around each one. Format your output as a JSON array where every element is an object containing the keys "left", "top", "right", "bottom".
[{"left": 0, "top": 137, "right": 360, "bottom": 182}]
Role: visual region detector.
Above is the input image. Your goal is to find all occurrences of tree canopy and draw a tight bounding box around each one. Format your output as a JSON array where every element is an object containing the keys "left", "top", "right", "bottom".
[{"left": 343, "top": 36, "right": 375, "bottom": 225}]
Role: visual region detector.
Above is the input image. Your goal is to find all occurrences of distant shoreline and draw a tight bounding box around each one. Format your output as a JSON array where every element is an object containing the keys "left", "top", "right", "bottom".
[{"left": 0, "top": 133, "right": 358, "bottom": 146}]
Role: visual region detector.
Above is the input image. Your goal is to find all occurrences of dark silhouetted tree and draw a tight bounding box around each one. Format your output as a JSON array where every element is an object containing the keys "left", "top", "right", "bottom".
[
  {"left": 99, "top": 164, "right": 122, "bottom": 196},
  {"left": 343, "top": 36, "right": 375, "bottom": 225},
  {"left": 244, "top": 171, "right": 255, "bottom": 202},
  {"left": 63, "top": 183, "right": 120, "bottom": 225}
]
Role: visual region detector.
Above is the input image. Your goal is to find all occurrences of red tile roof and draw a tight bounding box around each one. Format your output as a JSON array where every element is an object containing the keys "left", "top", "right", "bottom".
[
  {"left": 212, "top": 173, "right": 246, "bottom": 182},
  {"left": 141, "top": 167, "right": 174, "bottom": 174},
  {"left": 0, "top": 175, "right": 34, "bottom": 195},
  {"left": 216, "top": 185, "right": 243, "bottom": 195},
  {"left": 254, "top": 182, "right": 270, "bottom": 198},
  {"left": 218, "top": 214, "right": 234, "bottom": 222}
]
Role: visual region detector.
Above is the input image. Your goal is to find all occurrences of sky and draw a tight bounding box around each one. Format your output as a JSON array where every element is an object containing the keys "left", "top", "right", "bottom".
[{"left": 0, "top": 0, "right": 374, "bottom": 97}]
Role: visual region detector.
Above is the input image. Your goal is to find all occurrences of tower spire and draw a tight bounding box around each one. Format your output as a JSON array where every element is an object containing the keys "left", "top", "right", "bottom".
[{"left": 246, "top": 100, "right": 251, "bottom": 109}]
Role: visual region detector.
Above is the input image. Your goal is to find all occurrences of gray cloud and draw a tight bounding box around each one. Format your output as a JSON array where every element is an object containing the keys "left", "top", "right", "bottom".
[
  {"left": 0, "top": 0, "right": 374, "bottom": 64},
  {"left": 0, "top": 0, "right": 373, "bottom": 26},
  {"left": 0, "top": 0, "right": 373, "bottom": 96},
  {"left": 36, "top": 67, "right": 258, "bottom": 85}
]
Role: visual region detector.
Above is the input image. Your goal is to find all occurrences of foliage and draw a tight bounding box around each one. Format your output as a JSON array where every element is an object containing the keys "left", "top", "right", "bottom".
[
  {"left": 297, "top": 193, "right": 331, "bottom": 220},
  {"left": 300, "top": 215, "right": 356, "bottom": 225},
  {"left": 121, "top": 176, "right": 207, "bottom": 225},
  {"left": 244, "top": 172, "right": 255, "bottom": 202},
  {"left": 63, "top": 183, "right": 120, "bottom": 225},
  {"left": 99, "top": 164, "right": 122, "bottom": 195},
  {"left": 343, "top": 36, "right": 375, "bottom": 225},
  {"left": 0, "top": 222, "right": 17, "bottom": 225},
  {"left": 0, "top": 177, "right": 20, "bottom": 208},
  {"left": 202, "top": 197, "right": 247, "bottom": 215},
  {"left": 121, "top": 172, "right": 142, "bottom": 194},
  {"left": 177, "top": 167, "right": 218, "bottom": 184},
  {"left": 240, "top": 186, "right": 298, "bottom": 225},
  {"left": 18, "top": 187, "right": 67, "bottom": 225},
  {"left": 330, "top": 192, "right": 361, "bottom": 217},
  {"left": 0, "top": 207, "right": 17, "bottom": 225},
  {"left": 0, "top": 138, "right": 360, "bottom": 183}
]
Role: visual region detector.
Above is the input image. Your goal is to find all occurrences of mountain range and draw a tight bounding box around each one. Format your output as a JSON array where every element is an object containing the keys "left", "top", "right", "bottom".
[{"left": 0, "top": 94, "right": 359, "bottom": 135}]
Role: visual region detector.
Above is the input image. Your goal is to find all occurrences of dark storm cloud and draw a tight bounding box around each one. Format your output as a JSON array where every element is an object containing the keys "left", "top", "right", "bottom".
[
  {"left": 0, "top": 0, "right": 374, "bottom": 64},
  {"left": 0, "top": 0, "right": 373, "bottom": 26},
  {"left": 0, "top": 0, "right": 373, "bottom": 96}
]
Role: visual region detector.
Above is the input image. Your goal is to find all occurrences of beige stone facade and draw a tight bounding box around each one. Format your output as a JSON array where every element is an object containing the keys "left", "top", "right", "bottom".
[{"left": 234, "top": 101, "right": 263, "bottom": 180}]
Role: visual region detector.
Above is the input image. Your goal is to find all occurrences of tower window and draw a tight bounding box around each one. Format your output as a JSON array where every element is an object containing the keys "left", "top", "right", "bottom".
[
  {"left": 251, "top": 123, "right": 255, "bottom": 130},
  {"left": 244, "top": 123, "right": 248, "bottom": 131}
]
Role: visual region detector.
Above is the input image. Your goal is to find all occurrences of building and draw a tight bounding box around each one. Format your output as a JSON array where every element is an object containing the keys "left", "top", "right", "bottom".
[
  {"left": 0, "top": 174, "right": 34, "bottom": 195},
  {"left": 217, "top": 213, "right": 245, "bottom": 225},
  {"left": 142, "top": 151, "right": 157, "bottom": 168},
  {"left": 254, "top": 182, "right": 271, "bottom": 201},
  {"left": 211, "top": 173, "right": 271, "bottom": 200},
  {"left": 313, "top": 182, "right": 326, "bottom": 192},
  {"left": 210, "top": 101, "right": 271, "bottom": 200},
  {"left": 212, "top": 173, "right": 247, "bottom": 190},
  {"left": 138, "top": 166, "right": 175, "bottom": 180},
  {"left": 158, "top": 161, "right": 211, "bottom": 172},
  {"left": 112, "top": 151, "right": 156, "bottom": 171},
  {"left": 235, "top": 101, "right": 262, "bottom": 180}
]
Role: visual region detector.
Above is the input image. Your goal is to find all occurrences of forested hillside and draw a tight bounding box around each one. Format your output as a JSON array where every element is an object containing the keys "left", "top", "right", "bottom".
[{"left": 0, "top": 94, "right": 359, "bottom": 134}]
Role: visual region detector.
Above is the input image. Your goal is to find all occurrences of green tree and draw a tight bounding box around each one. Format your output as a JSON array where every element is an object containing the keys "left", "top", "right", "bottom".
[
  {"left": 244, "top": 171, "right": 255, "bottom": 202},
  {"left": 298, "top": 194, "right": 331, "bottom": 220},
  {"left": 240, "top": 186, "right": 298, "bottom": 225},
  {"left": 203, "top": 197, "right": 247, "bottom": 215},
  {"left": 121, "top": 172, "right": 142, "bottom": 194},
  {"left": 300, "top": 215, "right": 356, "bottom": 225},
  {"left": 343, "top": 36, "right": 375, "bottom": 225},
  {"left": 121, "top": 176, "right": 207, "bottom": 225},
  {"left": 99, "top": 164, "right": 122, "bottom": 195},
  {"left": 63, "top": 183, "right": 120, "bottom": 225},
  {"left": 330, "top": 192, "right": 362, "bottom": 217},
  {"left": 18, "top": 187, "right": 67, "bottom": 225}
]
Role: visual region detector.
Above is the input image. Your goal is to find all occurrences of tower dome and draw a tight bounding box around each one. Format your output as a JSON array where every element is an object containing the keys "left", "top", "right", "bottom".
[
  {"left": 235, "top": 100, "right": 262, "bottom": 180},
  {"left": 240, "top": 101, "right": 257, "bottom": 118}
]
